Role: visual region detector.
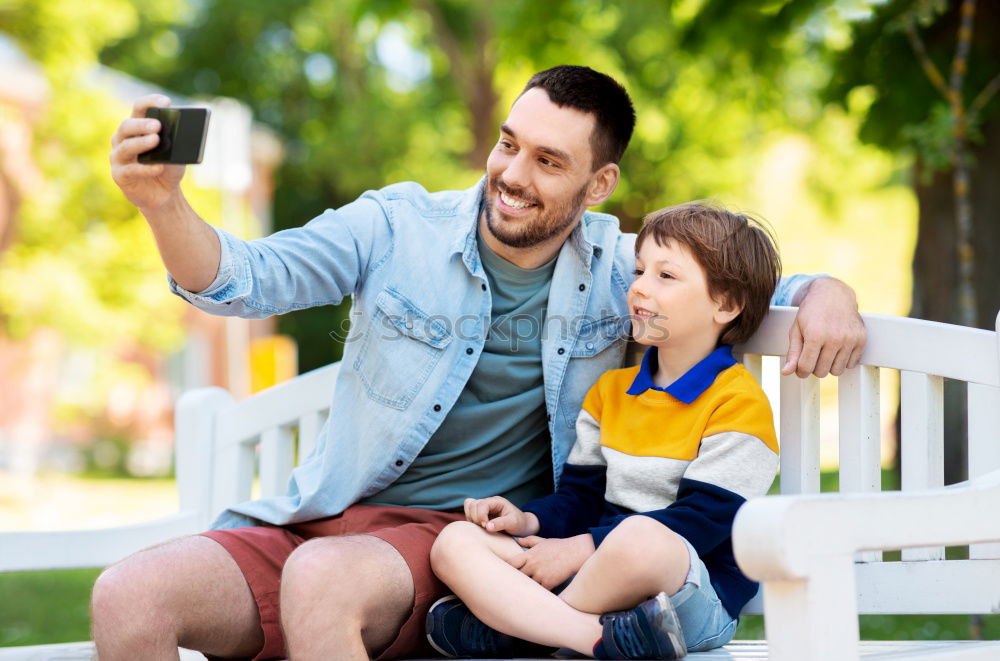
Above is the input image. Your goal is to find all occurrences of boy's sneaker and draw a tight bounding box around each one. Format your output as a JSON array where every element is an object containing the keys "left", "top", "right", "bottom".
[
  {"left": 425, "top": 594, "right": 551, "bottom": 658},
  {"left": 596, "top": 592, "right": 687, "bottom": 659}
]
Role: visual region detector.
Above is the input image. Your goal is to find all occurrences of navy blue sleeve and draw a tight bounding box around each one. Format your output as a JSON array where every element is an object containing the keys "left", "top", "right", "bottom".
[
  {"left": 588, "top": 478, "right": 746, "bottom": 553},
  {"left": 521, "top": 464, "right": 607, "bottom": 539}
]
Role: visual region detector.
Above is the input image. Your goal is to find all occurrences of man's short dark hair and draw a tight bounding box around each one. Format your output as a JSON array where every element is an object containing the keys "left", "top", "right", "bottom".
[{"left": 521, "top": 65, "right": 635, "bottom": 170}]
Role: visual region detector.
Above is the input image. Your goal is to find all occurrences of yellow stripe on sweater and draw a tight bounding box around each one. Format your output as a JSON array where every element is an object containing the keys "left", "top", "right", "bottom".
[{"left": 581, "top": 364, "right": 778, "bottom": 461}]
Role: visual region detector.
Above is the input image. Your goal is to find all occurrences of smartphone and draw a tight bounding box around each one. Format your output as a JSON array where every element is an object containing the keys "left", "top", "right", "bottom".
[{"left": 138, "top": 107, "right": 211, "bottom": 165}]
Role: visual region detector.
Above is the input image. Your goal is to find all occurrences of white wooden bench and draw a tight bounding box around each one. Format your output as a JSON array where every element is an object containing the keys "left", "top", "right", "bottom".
[{"left": 2, "top": 306, "right": 1000, "bottom": 660}]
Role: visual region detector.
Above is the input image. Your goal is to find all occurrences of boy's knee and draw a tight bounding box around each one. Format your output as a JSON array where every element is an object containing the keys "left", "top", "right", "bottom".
[
  {"left": 430, "top": 520, "right": 481, "bottom": 575},
  {"left": 601, "top": 516, "right": 687, "bottom": 564}
]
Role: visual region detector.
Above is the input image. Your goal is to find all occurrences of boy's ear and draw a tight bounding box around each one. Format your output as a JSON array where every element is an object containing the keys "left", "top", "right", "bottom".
[
  {"left": 713, "top": 295, "right": 743, "bottom": 325},
  {"left": 584, "top": 163, "right": 619, "bottom": 207}
]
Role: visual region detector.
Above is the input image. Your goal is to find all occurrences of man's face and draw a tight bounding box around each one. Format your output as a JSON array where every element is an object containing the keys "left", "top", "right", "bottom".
[{"left": 483, "top": 88, "right": 599, "bottom": 249}]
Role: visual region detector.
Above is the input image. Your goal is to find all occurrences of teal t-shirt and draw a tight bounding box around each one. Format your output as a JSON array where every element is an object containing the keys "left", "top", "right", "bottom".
[{"left": 361, "top": 231, "right": 554, "bottom": 509}]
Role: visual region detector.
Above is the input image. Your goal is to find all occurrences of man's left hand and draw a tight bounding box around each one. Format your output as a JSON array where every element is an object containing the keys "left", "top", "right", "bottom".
[
  {"left": 505, "top": 534, "right": 595, "bottom": 591},
  {"left": 783, "top": 277, "right": 867, "bottom": 378}
]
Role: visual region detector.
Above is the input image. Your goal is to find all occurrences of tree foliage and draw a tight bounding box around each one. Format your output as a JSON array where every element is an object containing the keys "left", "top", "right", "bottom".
[
  {"left": 0, "top": 0, "right": 193, "bottom": 350},
  {"left": 99, "top": 0, "right": 866, "bottom": 370},
  {"left": 0, "top": 1, "right": 925, "bottom": 373},
  {"left": 825, "top": 0, "right": 1000, "bottom": 162}
]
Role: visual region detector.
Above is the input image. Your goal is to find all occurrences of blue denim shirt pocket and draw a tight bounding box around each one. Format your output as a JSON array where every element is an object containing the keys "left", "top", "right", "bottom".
[
  {"left": 560, "top": 315, "right": 629, "bottom": 428},
  {"left": 570, "top": 315, "right": 629, "bottom": 358},
  {"left": 353, "top": 287, "right": 453, "bottom": 410}
]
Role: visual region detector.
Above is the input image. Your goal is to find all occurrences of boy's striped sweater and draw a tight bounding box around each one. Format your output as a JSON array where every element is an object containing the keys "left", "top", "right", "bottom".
[{"left": 522, "top": 345, "right": 779, "bottom": 618}]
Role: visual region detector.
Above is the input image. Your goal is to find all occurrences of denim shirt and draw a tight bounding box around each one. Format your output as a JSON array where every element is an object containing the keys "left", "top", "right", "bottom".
[{"left": 169, "top": 179, "right": 812, "bottom": 529}]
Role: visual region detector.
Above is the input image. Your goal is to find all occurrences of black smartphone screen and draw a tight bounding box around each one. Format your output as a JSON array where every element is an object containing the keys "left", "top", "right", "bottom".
[{"left": 138, "top": 107, "right": 210, "bottom": 165}]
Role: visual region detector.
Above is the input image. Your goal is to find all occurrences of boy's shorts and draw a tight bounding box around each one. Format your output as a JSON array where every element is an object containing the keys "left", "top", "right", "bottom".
[
  {"left": 199, "top": 504, "right": 465, "bottom": 661},
  {"left": 670, "top": 538, "right": 739, "bottom": 653}
]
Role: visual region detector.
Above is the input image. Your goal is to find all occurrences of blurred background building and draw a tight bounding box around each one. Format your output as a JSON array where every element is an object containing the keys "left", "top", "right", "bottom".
[{"left": 0, "top": 34, "right": 292, "bottom": 480}]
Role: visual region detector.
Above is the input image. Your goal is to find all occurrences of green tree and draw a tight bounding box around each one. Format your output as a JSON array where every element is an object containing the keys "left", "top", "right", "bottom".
[
  {"left": 0, "top": 0, "right": 206, "bottom": 447},
  {"left": 0, "top": 0, "right": 194, "bottom": 349},
  {"left": 679, "top": 0, "right": 999, "bottom": 486},
  {"left": 823, "top": 0, "right": 999, "bottom": 488},
  {"left": 101, "top": 0, "right": 823, "bottom": 371}
]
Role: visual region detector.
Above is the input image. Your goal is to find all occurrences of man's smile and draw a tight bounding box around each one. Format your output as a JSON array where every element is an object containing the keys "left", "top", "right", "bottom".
[
  {"left": 499, "top": 191, "right": 534, "bottom": 210},
  {"left": 496, "top": 189, "right": 539, "bottom": 215}
]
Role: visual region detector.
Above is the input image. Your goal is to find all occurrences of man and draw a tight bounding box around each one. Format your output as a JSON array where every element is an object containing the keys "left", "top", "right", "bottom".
[{"left": 95, "top": 66, "right": 865, "bottom": 661}]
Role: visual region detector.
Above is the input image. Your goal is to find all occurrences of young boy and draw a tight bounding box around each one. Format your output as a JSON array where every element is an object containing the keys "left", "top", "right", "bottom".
[{"left": 425, "top": 202, "right": 782, "bottom": 659}]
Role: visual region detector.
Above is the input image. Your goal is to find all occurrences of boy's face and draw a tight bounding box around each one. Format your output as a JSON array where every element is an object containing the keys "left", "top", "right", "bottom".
[
  {"left": 628, "top": 238, "right": 735, "bottom": 348},
  {"left": 483, "top": 88, "right": 603, "bottom": 249}
]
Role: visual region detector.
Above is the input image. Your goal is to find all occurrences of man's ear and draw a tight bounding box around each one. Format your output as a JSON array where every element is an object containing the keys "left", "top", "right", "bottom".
[
  {"left": 714, "top": 295, "right": 743, "bottom": 325},
  {"left": 584, "top": 163, "right": 620, "bottom": 207}
]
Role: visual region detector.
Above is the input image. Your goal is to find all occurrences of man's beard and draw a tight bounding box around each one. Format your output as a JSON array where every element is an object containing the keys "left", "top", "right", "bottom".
[{"left": 484, "top": 176, "right": 589, "bottom": 249}]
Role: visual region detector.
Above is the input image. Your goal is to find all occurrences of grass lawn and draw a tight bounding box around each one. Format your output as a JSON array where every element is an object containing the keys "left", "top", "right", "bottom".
[
  {"left": 2, "top": 471, "right": 999, "bottom": 647},
  {"left": 0, "top": 568, "right": 101, "bottom": 646},
  {"left": 0, "top": 472, "right": 178, "bottom": 646}
]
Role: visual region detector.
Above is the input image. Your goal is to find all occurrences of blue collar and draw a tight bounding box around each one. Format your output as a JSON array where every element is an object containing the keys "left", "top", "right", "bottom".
[{"left": 626, "top": 345, "right": 738, "bottom": 404}]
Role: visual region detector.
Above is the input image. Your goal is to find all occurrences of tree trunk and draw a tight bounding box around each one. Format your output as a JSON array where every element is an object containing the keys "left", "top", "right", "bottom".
[{"left": 910, "top": 114, "right": 1000, "bottom": 484}]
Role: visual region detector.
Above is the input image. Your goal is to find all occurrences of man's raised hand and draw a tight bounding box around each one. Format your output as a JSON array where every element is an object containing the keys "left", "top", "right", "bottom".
[
  {"left": 463, "top": 496, "right": 539, "bottom": 537},
  {"left": 110, "top": 95, "right": 185, "bottom": 212}
]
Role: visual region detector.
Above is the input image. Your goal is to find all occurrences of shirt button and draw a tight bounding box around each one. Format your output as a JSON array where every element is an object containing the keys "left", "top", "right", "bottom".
[
  {"left": 579, "top": 284, "right": 586, "bottom": 291},
  {"left": 481, "top": 283, "right": 487, "bottom": 291},
  {"left": 586, "top": 342, "right": 594, "bottom": 350},
  {"left": 395, "top": 459, "right": 404, "bottom": 467},
  {"left": 466, "top": 347, "right": 474, "bottom": 355},
  {"left": 433, "top": 404, "right": 442, "bottom": 412},
  {"left": 557, "top": 347, "right": 565, "bottom": 355}
]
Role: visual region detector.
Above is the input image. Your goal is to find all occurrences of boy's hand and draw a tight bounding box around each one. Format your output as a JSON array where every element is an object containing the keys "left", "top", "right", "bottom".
[
  {"left": 463, "top": 496, "right": 540, "bottom": 536},
  {"left": 507, "top": 534, "right": 595, "bottom": 590}
]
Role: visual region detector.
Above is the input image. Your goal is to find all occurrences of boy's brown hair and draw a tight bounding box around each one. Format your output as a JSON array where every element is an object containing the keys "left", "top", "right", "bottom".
[{"left": 636, "top": 202, "right": 781, "bottom": 346}]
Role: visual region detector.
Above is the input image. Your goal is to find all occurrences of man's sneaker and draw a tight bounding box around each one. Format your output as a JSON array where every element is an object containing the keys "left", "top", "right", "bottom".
[
  {"left": 597, "top": 592, "right": 687, "bottom": 659},
  {"left": 425, "top": 594, "right": 550, "bottom": 658}
]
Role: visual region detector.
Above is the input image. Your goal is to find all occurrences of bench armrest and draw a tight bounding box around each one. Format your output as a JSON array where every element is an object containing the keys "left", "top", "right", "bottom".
[
  {"left": 733, "top": 469, "right": 1000, "bottom": 582},
  {"left": 732, "top": 470, "right": 1000, "bottom": 661}
]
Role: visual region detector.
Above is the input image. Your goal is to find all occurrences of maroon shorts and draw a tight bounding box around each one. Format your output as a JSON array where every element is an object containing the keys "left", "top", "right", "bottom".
[{"left": 200, "top": 504, "right": 466, "bottom": 661}]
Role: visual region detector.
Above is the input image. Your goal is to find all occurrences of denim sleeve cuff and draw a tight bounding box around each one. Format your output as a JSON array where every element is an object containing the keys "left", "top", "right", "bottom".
[
  {"left": 773, "top": 273, "right": 829, "bottom": 307},
  {"left": 167, "top": 226, "right": 249, "bottom": 305}
]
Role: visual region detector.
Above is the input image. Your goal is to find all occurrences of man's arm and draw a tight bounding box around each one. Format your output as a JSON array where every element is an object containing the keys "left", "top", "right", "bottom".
[
  {"left": 113, "top": 96, "right": 384, "bottom": 319},
  {"left": 110, "top": 95, "right": 221, "bottom": 293},
  {"left": 783, "top": 276, "right": 867, "bottom": 378}
]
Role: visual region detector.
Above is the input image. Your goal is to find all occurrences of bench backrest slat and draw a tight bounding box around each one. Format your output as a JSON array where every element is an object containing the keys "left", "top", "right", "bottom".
[
  {"left": 779, "top": 373, "right": 821, "bottom": 495},
  {"left": 838, "top": 365, "right": 883, "bottom": 563},
  {"left": 211, "top": 428, "right": 257, "bottom": 517},
  {"left": 837, "top": 365, "right": 882, "bottom": 495},
  {"left": 968, "top": 382, "right": 1000, "bottom": 560},
  {"left": 899, "top": 371, "right": 945, "bottom": 562},
  {"left": 297, "top": 410, "right": 327, "bottom": 463},
  {"left": 260, "top": 426, "right": 296, "bottom": 499},
  {"left": 742, "top": 353, "right": 763, "bottom": 383}
]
